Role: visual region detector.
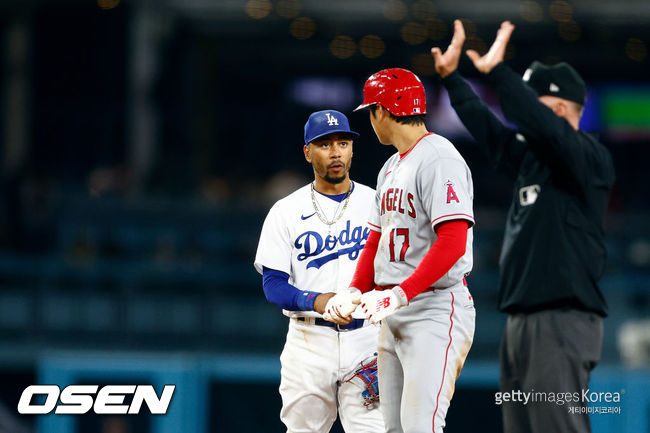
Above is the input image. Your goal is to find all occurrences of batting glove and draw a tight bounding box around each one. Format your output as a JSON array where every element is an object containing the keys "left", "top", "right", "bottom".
[
  {"left": 360, "top": 287, "right": 408, "bottom": 325},
  {"left": 322, "top": 288, "right": 362, "bottom": 325}
]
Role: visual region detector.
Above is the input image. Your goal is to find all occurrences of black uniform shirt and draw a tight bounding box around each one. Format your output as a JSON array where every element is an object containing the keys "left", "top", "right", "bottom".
[{"left": 442, "top": 64, "right": 615, "bottom": 316}]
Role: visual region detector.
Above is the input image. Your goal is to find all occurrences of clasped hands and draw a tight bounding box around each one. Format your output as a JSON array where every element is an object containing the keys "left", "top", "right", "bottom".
[{"left": 322, "top": 286, "right": 409, "bottom": 325}]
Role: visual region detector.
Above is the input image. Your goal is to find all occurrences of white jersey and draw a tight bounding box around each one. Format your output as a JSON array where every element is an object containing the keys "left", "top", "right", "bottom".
[
  {"left": 369, "top": 132, "right": 474, "bottom": 289},
  {"left": 254, "top": 181, "right": 375, "bottom": 318}
]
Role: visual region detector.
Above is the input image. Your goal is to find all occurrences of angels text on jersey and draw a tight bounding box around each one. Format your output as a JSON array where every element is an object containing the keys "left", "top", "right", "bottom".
[{"left": 380, "top": 188, "right": 416, "bottom": 218}]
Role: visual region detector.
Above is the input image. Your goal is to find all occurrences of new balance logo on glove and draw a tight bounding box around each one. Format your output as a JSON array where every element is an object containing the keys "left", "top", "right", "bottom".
[{"left": 361, "top": 286, "right": 408, "bottom": 324}]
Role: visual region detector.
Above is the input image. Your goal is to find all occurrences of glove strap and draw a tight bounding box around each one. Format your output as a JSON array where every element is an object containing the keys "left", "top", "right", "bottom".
[{"left": 392, "top": 286, "right": 409, "bottom": 306}]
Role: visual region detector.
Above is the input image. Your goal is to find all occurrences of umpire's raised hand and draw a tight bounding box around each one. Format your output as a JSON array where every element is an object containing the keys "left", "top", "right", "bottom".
[
  {"left": 466, "top": 21, "right": 515, "bottom": 74},
  {"left": 430, "top": 19, "right": 466, "bottom": 78}
]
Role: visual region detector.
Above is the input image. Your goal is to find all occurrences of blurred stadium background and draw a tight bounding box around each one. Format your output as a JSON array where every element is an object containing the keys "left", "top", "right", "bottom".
[{"left": 0, "top": 0, "right": 648, "bottom": 432}]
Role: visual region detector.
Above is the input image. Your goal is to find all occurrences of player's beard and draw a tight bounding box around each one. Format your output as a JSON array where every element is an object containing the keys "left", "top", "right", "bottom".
[
  {"left": 324, "top": 160, "right": 351, "bottom": 184},
  {"left": 324, "top": 172, "right": 346, "bottom": 184}
]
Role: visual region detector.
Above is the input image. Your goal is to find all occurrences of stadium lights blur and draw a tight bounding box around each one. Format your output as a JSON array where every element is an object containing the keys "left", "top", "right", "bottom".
[
  {"left": 245, "top": 0, "right": 272, "bottom": 19},
  {"left": 401, "top": 22, "right": 428, "bottom": 45},
  {"left": 383, "top": 0, "right": 408, "bottom": 21},
  {"left": 427, "top": 19, "right": 448, "bottom": 41},
  {"left": 290, "top": 17, "right": 316, "bottom": 40},
  {"left": 550, "top": 0, "right": 573, "bottom": 23},
  {"left": 290, "top": 78, "right": 356, "bottom": 109},
  {"left": 520, "top": 0, "right": 543, "bottom": 23},
  {"left": 411, "top": 53, "right": 435, "bottom": 77},
  {"left": 97, "top": 0, "right": 119, "bottom": 10},
  {"left": 360, "top": 35, "right": 385, "bottom": 59},
  {"left": 277, "top": 0, "right": 301, "bottom": 19},
  {"left": 558, "top": 20, "right": 581, "bottom": 42},
  {"left": 330, "top": 36, "right": 356, "bottom": 59},
  {"left": 625, "top": 38, "right": 647, "bottom": 62},
  {"left": 412, "top": 0, "right": 436, "bottom": 22}
]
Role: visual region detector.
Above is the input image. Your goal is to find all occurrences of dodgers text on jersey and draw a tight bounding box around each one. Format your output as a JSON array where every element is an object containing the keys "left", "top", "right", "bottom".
[{"left": 295, "top": 220, "right": 370, "bottom": 269}]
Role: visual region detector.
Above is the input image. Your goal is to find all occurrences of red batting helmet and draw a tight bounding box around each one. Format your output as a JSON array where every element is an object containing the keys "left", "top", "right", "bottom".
[{"left": 354, "top": 68, "right": 426, "bottom": 116}]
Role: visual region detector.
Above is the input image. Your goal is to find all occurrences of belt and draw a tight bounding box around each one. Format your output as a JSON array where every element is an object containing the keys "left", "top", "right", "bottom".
[{"left": 294, "top": 317, "right": 366, "bottom": 331}]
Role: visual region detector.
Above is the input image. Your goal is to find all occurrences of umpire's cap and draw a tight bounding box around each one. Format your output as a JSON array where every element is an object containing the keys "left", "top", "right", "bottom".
[
  {"left": 304, "top": 110, "right": 359, "bottom": 145},
  {"left": 522, "top": 61, "right": 586, "bottom": 105}
]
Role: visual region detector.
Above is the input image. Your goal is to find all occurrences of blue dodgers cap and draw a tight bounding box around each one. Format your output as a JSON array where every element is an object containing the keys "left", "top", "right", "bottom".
[{"left": 304, "top": 110, "right": 360, "bottom": 145}]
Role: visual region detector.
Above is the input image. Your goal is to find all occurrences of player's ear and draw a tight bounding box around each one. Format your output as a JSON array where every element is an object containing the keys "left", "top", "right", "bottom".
[
  {"left": 303, "top": 144, "right": 311, "bottom": 163},
  {"left": 377, "top": 105, "right": 389, "bottom": 120}
]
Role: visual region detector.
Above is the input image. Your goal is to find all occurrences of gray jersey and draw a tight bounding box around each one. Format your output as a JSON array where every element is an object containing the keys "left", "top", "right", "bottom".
[{"left": 368, "top": 133, "right": 474, "bottom": 289}]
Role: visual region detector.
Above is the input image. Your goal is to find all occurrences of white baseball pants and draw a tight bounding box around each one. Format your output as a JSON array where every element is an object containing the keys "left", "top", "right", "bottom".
[{"left": 279, "top": 319, "right": 385, "bottom": 433}]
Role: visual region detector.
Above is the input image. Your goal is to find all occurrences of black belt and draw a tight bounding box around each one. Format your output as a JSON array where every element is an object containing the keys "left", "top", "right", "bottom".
[{"left": 295, "top": 317, "right": 366, "bottom": 331}]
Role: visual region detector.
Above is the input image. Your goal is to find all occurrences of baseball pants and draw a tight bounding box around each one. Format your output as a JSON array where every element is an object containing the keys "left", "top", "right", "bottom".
[
  {"left": 279, "top": 319, "right": 384, "bottom": 433},
  {"left": 377, "top": 282, "right": 476, "bottom": 433},
  {"left": 500, "top": 308, "right": 603, "bottom": 433}
]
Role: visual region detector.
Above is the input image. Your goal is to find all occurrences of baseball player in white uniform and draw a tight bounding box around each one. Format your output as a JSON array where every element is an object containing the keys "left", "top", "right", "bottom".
[
  {"left": 328, "top": 69, "right": 476, "bottom": 433},
  {"left": 254, "top": 110, "right": 384, "bottom": 433}
]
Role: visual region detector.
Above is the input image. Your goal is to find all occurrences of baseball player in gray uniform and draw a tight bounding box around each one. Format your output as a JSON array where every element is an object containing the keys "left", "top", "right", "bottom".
[
  {"left": 254, "top": 110, "right": 384, "bottom": 432},
  {"left": 327, "top": 69, "right": 476, "bottom": 432}
]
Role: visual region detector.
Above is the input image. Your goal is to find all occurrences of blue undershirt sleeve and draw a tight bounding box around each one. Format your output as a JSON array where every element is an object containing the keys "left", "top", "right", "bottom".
[{"left": 262, "top": 267, "right": 320, "bottom": 311}]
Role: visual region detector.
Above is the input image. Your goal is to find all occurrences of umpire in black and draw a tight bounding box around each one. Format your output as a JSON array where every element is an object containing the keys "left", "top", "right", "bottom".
[{"left": 431, "top": 20, "right": 615, "bottom": 433}]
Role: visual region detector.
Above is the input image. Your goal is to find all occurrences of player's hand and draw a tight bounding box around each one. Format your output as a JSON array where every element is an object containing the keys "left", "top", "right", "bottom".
[
  {"left": 322, "top": 288, "right": 362, "bottom": 325},
  {"left": 466, "top": 21, "right": 515, "bottom": 74},
  {"left": 431, "top": 19, "right": 466, "bottom": 78},
  {"left": 314, "top": 293, "right": 336, "bottom": 315},
  {"left": 360, "top": 287, "right": 408, "bottom": 325}
]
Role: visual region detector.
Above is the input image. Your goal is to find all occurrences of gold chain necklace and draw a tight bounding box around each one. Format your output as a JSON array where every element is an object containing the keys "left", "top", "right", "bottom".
[{"left": 310, "top": 181, "right": 353, "bottom": 231}]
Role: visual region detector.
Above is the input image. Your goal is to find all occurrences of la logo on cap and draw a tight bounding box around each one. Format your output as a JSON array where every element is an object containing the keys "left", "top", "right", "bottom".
[
  {"left": 549, "top": 83, "right": 560, "bottom": 92},
  {"left": 325, "top": 113, "right": 339, "bottom": 126}
]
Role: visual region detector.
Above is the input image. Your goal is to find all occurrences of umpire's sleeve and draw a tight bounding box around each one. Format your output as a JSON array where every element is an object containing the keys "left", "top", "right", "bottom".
[
  {"left": 442, "top": 71, "right": 525, "bottom": 178},
  {"left": 487, "top": 63, "right": 608, "bottom": 189}
]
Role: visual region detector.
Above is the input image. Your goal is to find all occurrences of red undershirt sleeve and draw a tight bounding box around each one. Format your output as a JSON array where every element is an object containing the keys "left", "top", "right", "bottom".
[
  {"left": 349, "top": 229, "right": 380, "bottom": 293},
  {"left": 400, "top": 220, "right": 469, "bottom": 301}
]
